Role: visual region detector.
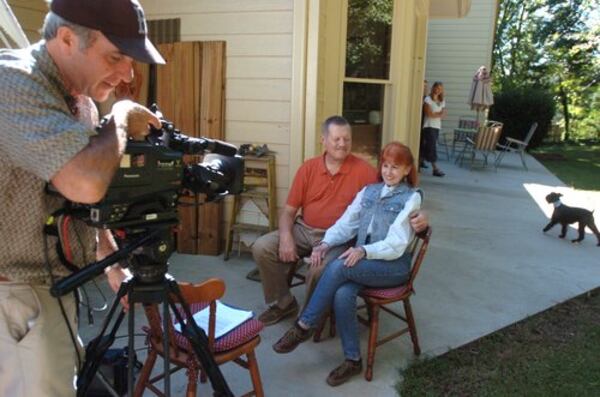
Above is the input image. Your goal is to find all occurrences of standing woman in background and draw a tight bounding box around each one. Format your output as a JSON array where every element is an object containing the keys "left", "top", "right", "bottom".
[{"left": 422, "top": 81, "right": 447, "bottom": 177}]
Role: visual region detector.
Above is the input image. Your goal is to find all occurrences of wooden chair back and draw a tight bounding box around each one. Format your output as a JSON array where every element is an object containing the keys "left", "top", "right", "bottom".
[
  {"left": 135, "top": 279, "right": 265, "bottom": 397},
  {"left": 474, "top": 120, "right": 503, "bottom": 151}
]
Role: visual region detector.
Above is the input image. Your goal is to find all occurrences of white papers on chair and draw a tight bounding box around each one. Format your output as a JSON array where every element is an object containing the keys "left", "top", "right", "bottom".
[{"left": 173, "top": 300, "right": 253, "bottom": 339}]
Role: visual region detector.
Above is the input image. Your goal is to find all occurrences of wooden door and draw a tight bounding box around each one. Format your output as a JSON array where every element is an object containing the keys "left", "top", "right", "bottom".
[{"left": 133, "top": 41, "right": 226, "bottom": 255}]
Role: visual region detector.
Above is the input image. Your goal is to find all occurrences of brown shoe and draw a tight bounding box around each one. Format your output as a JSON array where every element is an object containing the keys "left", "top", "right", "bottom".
[
  {"left": 326, "top": 359, "right": 363, "bottom": 387},
  {"left": 272, "top": 323, "right": 314, "bottom": 353},
  {"left": 258, "top": 298, "right": 299, "bottom": 326}
]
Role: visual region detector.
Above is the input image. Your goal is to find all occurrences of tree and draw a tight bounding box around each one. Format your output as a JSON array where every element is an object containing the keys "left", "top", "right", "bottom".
[{"left": 492, "top": 0, "right": 600, "bottom": 141}]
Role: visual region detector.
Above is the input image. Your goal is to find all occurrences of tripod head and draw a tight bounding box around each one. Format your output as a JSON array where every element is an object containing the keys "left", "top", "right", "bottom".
[{"left": 50, "top": 222, "right": 176, "bottom": 298}]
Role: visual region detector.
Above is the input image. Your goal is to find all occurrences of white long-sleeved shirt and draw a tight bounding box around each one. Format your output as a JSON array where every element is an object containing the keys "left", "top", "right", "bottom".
[{"left": 322, "top": 185, "right": 421, "bottom": 260}]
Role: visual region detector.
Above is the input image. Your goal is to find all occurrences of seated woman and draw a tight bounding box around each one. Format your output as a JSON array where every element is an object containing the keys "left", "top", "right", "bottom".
[{"left": 272, "top": 141, "right": 422, "bottom": 386}]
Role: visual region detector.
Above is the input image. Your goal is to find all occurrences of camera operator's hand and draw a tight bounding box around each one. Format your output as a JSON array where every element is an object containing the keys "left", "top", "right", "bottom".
[
  {"left": 97, "top": 230, "right": 132, "bottom": 309},
  {"left": 105, "top": 264, "right": 132, "bottom": 310},
  {"left": 111, "top": 99, "right": 161, "bottom": 141}
]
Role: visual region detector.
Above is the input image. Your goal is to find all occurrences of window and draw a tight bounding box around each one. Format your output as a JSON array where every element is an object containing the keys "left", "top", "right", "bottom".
[{"left": 342, "top": 0, "right": 393, "bottom": 165}]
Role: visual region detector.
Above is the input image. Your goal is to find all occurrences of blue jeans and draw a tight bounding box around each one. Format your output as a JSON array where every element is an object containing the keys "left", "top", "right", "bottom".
[{"left": 299, "top": 253, "right": 411, "bottom": 360}]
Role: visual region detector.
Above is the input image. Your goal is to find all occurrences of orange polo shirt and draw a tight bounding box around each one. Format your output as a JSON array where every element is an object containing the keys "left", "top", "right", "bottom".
[{"left": 286, "top": 153, "right": 378, "bottom": 229}]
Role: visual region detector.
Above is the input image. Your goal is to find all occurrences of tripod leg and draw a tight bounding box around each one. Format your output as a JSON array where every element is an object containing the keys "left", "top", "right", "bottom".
[
  {"left": 165, "top": 277, "right": 233, "bottom": 397},
  {"left": 162, "top": 289, "right": 172, "bottom": 397},
  {"left": 128, "top": 296, "right": 136, "bottom": 397},
  {"left": 77, "top": 278, "right": 132, "bottom": 397}
]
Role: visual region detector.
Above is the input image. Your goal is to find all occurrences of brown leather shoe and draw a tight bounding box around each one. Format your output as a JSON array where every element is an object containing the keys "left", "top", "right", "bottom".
[
  {"left": 258, "top": 298, "right": 299, "bottom": 326},
  {"left": 326, "top": 359, "right": 363, "bottom": 386},
  {"left": 272, "top": 323, "right": 313, "bottom": 353}
]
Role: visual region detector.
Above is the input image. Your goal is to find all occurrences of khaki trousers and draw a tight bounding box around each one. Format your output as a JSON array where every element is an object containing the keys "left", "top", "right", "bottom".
[
  {"left": 0, "top": 282, "right": 80, "bottom": 397},
  {"left": 252, "top": 220, "right": 350, "bottom": 307}
]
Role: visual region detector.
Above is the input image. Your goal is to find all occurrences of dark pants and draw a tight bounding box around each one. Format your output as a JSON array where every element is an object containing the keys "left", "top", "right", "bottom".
[{"left": 422, "top": 127, "right": 440, "bottom": 163}]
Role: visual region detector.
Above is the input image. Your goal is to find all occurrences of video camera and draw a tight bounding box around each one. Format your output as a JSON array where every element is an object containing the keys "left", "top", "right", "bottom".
[
  {"left": 70, "top": 105, "right": 244, "bottom": 231},
  {"left": 50, "top": 105, "right": 244, "bottom": 294}
]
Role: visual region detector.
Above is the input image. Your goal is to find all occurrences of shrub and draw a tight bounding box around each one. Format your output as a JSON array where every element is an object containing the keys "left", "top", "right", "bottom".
[{"left": 489, "top": 86, "right": 556, "bottom": 150}]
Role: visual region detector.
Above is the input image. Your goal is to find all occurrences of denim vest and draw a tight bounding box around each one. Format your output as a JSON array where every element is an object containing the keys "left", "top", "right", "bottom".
[{"left": 356, "top": 182, "right": 417, "bottom": 246}]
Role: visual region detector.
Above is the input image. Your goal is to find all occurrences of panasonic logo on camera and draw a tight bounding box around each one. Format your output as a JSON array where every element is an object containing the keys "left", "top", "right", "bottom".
[
  {"left": 157, "top": 160, "right": 176, "bottom": 168},
  {"left": 123, "top": 174, "right": 141, "bottom": 178}
]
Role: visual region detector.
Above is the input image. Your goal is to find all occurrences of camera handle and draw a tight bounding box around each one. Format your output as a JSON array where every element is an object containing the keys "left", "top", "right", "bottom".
[{"left": 77, "top": 269, "right": 233, "bottom": 397}]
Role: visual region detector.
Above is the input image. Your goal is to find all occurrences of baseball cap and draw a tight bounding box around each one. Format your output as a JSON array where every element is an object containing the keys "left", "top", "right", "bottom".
[{"left": 50, "top": 0, "right": 165, "bottom": 64}]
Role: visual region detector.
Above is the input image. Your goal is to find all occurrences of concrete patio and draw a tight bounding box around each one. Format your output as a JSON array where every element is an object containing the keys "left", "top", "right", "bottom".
[{"left": 79, "top": 150, "right": 600, "bottom": 396}]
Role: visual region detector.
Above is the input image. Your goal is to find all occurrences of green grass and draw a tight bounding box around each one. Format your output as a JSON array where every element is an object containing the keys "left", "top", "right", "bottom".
[
  {"left": 531, "top": 143, "right": 600, "bottom": 191},
  {"left": 398, "top": 289, "right": 600, "bottom": 397}
]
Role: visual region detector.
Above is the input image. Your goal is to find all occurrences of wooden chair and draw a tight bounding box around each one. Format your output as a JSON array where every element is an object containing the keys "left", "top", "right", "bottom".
[
  {"left": 456, "top": 120, "right": 503, "bottom": 169},
  {"left": 495, "top": 122, "right": 538, "bottom": 170},
  {"left": 358, "top": 227, "right": 432, "bottom": 381},
  {"left": 313, "top": 228, "right": 432, "bottom": 381},
  {"left": 134, "top": 279, "right": 264, "bottom": 397},
  {"left": 287, "top": 257, "right": 309, "bottom": 288}
]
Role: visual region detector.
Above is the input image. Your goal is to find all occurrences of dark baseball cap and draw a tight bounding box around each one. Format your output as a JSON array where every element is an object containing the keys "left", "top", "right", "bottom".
[{"left": 50, "top": 0, "right": 165, "bottom": 64}]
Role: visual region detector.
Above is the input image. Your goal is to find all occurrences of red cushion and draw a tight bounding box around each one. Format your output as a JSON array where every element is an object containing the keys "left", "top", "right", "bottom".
[
  {"left": 173, "top": 318, "right": 263, "bottom": 353},
  {"left": 360, "top": 285, "right": 410, "bottom": 300}
]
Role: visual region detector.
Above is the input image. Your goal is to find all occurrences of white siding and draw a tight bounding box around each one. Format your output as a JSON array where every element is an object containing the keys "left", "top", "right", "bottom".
[
  {"left": 141, "top": 0, "right": 295, "bottom": 210},
  {"left": 425, "top": 0, "right": 497, "bottom": 131}
]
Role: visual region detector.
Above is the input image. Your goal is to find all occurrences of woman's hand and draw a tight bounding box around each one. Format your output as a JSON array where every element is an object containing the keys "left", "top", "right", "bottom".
[
  {"left": 339, "top": 246, "right": 366, "bottom": 268},
  {"left": 310, "top": 242, "right": 329, "bottom": 269}
]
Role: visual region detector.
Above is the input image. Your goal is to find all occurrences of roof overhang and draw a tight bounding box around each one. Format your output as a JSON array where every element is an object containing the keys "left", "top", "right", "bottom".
[
  {"left": 429, "top": 0, "right": 471, "bottom": 19},
  {"left": 0, "top": 0, "right": 30, "bottom": 48}
]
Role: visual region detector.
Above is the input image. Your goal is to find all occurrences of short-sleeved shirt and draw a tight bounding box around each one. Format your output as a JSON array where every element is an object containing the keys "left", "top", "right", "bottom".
[
  {"left": 422, "top": 96, "right": 445, "bottom": 130},
  {"left": 0, "top": 42, "right": 97, "bottom": 284},
  {"left": 286, "top": 153, "right": 378, "bottom": 230}
]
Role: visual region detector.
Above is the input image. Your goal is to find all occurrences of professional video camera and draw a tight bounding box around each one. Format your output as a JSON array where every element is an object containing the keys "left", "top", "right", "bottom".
[
  {"left": 69, "top": 105, "right": 243, "bottom": 231},
  {"left": 51, "top": 106, "right": 243, "bottom": 397}
]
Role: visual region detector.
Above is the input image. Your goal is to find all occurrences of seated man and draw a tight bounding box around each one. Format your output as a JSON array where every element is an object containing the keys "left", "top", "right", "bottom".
[{"left": 252, "top": 116, "right": 428, "bottom": 325}]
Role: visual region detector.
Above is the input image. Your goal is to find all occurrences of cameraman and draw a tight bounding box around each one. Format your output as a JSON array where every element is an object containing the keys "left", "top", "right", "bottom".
[{"left": 0, "top": 1, "right": 164, "bottom": 396}]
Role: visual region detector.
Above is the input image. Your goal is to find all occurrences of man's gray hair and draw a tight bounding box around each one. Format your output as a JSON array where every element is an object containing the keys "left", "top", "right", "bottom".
[
  {"left": 42, "top": 11, "right": 96, "bottom": 50},
  {"left": 321, "top": 115, "right": 350, "bottom": 137}
]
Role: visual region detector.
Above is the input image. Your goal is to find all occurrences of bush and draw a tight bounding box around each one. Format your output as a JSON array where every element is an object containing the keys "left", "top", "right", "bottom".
[{"left": 489, "top": 86, "right": 556, "bottom": 150}]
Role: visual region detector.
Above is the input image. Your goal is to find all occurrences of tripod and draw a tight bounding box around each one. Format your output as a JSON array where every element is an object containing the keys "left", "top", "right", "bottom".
[{"left": 51, "top": 226, "right": 233, "bottom": 397}]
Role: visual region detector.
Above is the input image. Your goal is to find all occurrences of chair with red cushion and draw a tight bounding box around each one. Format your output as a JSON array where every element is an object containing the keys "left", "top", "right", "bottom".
[
  {"left": 134, "top": 278, "right": 264, "bottom": 397},
  {"left": 312, "top": 228, "right": 432, "bottom": 381},
  {"left": 359, "top": 227, "right": 432, "bottom": 381}
]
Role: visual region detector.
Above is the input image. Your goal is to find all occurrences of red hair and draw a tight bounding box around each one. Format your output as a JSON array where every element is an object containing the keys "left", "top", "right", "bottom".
[{"left": 378, "top": 142, "right": 419, "bottom": 187}]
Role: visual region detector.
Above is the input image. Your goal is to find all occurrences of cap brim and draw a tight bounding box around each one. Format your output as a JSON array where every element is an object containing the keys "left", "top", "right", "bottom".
[{"left": 105, "top": 34, "right": 166, "bottom": 64}]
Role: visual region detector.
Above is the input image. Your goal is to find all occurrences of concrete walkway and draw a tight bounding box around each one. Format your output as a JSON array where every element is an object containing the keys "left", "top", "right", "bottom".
[{"left": 79, "top": 151, "right": 600, "bottom": 396}]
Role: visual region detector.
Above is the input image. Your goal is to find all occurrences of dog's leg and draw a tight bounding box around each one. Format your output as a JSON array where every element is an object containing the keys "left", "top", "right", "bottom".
[
  {"left": 543, "top": 220, "right": 557, "bottom": 233},
  {"left": 559, "top": 223, "right": 568, "bottom": 239},
  {"left": 586, "top": 219, "right": 600, "bottom": 246},
  {"left": 571, "top": 222, "right": 585, "bottom": 243}
]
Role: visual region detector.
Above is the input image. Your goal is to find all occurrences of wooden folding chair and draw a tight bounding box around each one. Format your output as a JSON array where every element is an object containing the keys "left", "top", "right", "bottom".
[
  {"left": 456, "top": 120, "right": 503, "bottom": 169},
  {"left": 134, "top": 279, "right": 264, "bottom": 397}
]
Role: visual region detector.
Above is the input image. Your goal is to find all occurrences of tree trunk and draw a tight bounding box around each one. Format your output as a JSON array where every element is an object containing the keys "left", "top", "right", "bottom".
[{"left": 559, "top": 84, "right": 570, "bottom": 141}]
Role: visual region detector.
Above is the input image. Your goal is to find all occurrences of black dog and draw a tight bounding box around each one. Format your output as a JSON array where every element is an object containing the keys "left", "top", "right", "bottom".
[{"left": 543, "top": 192, "right": 600, "bottom": 246}]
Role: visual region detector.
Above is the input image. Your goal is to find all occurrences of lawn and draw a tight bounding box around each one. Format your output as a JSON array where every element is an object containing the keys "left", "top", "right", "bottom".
[
  {"left": 531, "top": 143, "right": 600, "bottom": 191},
  {"left": 397, "top": 142, "right": 600, "bottom": 396},
  {"left": 398, "top": 289, "right": 600, "bottom": 396}
]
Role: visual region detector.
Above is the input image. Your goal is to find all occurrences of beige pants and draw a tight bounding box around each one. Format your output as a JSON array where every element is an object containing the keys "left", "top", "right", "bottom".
[
  {"left": 251, "top": 220, "right": 350, "bottom": 308},
  {"left": 0, "top": 282, "right": 80, "bottom": 397}
]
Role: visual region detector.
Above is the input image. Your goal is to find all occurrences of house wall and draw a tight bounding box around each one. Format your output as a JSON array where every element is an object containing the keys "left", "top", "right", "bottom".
[
  {"left": 141, "top": 0, "right": 296, "bottom": 214},
  {"left": 424, "top": 0, "right": 498, "bottom": 131},
  {"left": 6, "top": 0, "right": 45, "bottom": 44}
]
